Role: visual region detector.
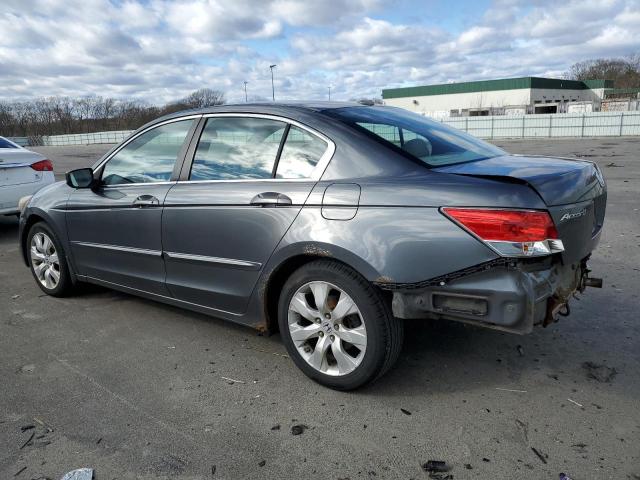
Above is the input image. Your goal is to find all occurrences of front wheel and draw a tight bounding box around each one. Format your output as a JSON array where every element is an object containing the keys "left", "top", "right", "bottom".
[
  {"left": 278, "top": 260, "right": 403, "bottom": 390},
  {"left": 27, "top": 222, "right": 74, "bottom": 297}
]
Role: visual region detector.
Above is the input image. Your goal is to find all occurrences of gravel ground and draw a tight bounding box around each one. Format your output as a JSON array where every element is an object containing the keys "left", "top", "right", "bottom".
[{"left": 0, "top": 137, "right": 638, "bottom": 480}]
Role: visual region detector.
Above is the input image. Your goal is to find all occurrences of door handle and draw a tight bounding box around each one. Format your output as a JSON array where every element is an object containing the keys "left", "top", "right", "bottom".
[
  {"left": 250, "top": 192, "right": 292, "bottom": 207},
  {"left": 133, "top": 194, "right": 160, "bottom": 207}
]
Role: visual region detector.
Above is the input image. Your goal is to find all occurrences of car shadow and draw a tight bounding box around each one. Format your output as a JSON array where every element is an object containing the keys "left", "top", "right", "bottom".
[
  {"left": 70, "top": 281, "right": 598, "bottom": 398},
  {"left": 0, "top": 215, "right": 19, "bottom": 245}
]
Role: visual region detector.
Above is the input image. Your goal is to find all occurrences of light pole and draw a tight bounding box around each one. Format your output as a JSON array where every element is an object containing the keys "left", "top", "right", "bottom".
[
  {"left": 269, "top": 64, "right": 277, "bottom": 101},
  {"left": 328, "top": 86, "right": 331, "bottom": 101},
  {"left": 243, "top": 81, "right": 248, "bottom": 102}
]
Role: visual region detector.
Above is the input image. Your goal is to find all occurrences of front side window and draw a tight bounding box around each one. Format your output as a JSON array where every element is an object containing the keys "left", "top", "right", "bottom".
[
  {"left": 326, "top": 107, "right": 505, "bottom": 167},
  {"left": 190, "top": 117, "right": 286, "bottom": 181},
  {"left": 275, "top": 126, "right": 327, "bottom": 179},
  {"left": 102, "top": 119, "right": 194, "bottom": 185}
]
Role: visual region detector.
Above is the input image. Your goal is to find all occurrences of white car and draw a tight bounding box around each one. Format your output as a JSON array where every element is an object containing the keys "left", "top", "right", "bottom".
[{"left": 0, "top": 136, "right": 55, "bottom": 215}]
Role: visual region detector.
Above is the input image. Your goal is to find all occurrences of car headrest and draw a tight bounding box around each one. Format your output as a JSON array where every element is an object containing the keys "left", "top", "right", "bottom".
[{"left": 403, "top": 138, "right": 432, "bottom": 158}]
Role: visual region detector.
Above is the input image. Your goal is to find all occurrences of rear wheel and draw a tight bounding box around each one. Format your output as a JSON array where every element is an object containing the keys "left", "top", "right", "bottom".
[
  {"left": 278, "top": 260, "right": 403, "bottom": 390},
  {"left": 27, "top": 222, "right": 73, "bottom": 297}
]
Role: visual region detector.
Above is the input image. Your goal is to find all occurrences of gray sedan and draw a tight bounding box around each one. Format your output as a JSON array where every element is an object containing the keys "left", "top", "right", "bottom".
[{"left": 18, "top": 103, "right": 606, "bottom": 389}]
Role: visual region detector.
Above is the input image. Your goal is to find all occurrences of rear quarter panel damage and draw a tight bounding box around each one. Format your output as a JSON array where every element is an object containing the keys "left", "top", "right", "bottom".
[{"left": 275, "top": 206, "right": 498, "bottom": 284}]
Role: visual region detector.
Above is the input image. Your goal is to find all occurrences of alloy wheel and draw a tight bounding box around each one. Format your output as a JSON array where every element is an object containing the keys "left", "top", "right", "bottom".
[
  {"left": 287, "top": 281, "right": 367, "bottom": 376},
  {"left": 30, "top": 232, "right": 61, "bottom": 290}
]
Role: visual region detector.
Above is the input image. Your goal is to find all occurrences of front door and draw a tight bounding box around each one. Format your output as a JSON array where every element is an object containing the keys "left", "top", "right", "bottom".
[
  {"left": 66, "top": 118, "right": 197, "bottom": 295},
  {"left": 162, "top": 115, "right": 332, "bottom": 314}
]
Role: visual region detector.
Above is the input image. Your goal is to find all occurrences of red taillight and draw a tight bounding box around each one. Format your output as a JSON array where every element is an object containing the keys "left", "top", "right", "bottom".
[
  {"left": 30, "top": 159, "right": 53, "bottom": 171},
  {"left": 443, "top": 208, "right": 558, "bottom": 242}
]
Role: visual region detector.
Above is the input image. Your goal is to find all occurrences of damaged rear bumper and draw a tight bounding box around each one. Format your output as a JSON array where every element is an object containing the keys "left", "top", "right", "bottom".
[{"left": 380, "top": 257, "right": 601, "bottom": 334}]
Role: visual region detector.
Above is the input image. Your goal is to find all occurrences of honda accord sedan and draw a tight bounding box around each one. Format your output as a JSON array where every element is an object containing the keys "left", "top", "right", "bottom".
[{"left": 18, "top": 103, "right": 606, "bottom": 390}]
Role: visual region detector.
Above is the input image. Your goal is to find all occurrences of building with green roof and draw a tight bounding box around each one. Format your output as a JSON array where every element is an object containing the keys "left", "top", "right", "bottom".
[{"left": 382, "top": 77, "right": 613, "bottom": 117}]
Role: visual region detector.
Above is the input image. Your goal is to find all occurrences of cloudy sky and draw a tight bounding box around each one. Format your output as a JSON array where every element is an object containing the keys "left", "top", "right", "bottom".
[{"left": 1, "top": 0, "right": 639, "bottom": 104}]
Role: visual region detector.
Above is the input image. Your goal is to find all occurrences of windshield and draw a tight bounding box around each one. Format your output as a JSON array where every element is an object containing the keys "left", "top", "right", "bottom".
[{"left": 326, "top": 106, "right": 505, "bottom": 167}]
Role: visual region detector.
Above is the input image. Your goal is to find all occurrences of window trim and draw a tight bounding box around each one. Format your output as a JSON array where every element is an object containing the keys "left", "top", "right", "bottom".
[
  {"left": 179, "top": 113, "right": 335, "bottom": 184},
  {"left": 92, "top": 115, "right": 202, "bottom": 188}
]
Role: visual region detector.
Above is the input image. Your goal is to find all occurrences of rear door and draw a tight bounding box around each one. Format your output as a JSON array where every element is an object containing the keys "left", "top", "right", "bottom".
[
  {"left": 162, "top": 114, "right": 333, "bottom": 314},
  {"left": 66, "top": 117, "right": 198, "bottom": 295}
]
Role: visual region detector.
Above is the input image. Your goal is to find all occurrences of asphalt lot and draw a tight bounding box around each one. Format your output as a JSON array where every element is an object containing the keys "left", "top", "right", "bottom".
[{"left": 1, "top": 137, "right": 639, "bottom": 479}]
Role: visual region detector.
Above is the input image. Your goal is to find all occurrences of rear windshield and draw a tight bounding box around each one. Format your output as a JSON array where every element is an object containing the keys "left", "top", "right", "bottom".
[
  {"left": 0, "top": 137, "right": 18, "bottom": 149},
  {"left": 325, "top": 107, "right": 505, "bottom": 167}
]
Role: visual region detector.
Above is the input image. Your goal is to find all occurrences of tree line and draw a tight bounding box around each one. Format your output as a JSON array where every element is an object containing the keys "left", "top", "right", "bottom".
[
  {"left": 0, "top": 88, "right": 225, "bottom": 139},
  {"left": 566, "top": 54, "right": 640, "bottom": 88}
]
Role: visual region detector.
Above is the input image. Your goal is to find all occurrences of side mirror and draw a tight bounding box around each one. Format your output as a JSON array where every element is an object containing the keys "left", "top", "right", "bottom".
[{"left": 66, "top": 168, "right": 95, "bottom": 189}]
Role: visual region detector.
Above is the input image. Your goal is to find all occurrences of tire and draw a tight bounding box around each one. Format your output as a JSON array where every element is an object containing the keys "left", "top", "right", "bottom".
[
  {"left": 278, "top": 259, "right": 403, "bottom": 390},
  {"left": 27, "top": 222, "right": 74, "bottom": 297}
]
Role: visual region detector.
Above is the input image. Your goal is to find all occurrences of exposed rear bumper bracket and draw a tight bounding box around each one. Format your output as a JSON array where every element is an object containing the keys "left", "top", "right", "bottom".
[
  {"left": 389, "top": 257, "right": 597, "bottom": 335},
  {"left": 374, "top": 257, "right": 522, "bottom": 291}
]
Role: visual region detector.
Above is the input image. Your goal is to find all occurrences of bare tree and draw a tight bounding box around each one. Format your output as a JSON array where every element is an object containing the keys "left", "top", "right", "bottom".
[
  {"left": 566, "top": 54, "right": 640, "bottom": 88},
  {"left": 0, "top": 88, "right": 227, "bottom": 138},
  {"left": 352, "top": 98, "right": 383, "bottom": 106},
  {"left": 181, "top": 88, "right": 226, "bottom": 109}
]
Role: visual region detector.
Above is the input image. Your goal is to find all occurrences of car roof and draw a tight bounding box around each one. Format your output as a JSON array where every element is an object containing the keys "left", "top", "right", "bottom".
[
  {"left": 147, "top": 101, "right": 368, "bottom": 125},
  {"left": 197, "top": 101, "right": 364, "bottom": 113}
]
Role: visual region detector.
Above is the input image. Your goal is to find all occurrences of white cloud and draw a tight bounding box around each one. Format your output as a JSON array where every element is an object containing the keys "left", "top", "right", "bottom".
[{"left": 0, "top": 0, "right": 638, "bottom": 104}]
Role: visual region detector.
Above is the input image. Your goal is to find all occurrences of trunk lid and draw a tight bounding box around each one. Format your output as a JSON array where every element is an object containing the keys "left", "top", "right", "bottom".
[
  {"left": 433, "top": 154, "right": 602, "bottom": 206},
  {"left": 434, "top": 155, "right": 607, "bottom": 262},
  {"left": 0, "top": 150, "right": 45, "bottom": 186}
]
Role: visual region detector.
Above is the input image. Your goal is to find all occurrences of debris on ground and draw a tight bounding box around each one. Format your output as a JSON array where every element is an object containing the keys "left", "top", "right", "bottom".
[
  {"left": 482, "top": 458, "right": 490, "bottom": 463},
  {"left": 605, "top": 162, "right": 624, "bottom": 167},
  {"left": 19, "top": 364, "right": 35, "bottom": 374},
  {"left": 291, "top": 424, "right": 308, "bottom": 435},
  {"left": 559, "top": 473, "right": 573, "bottom": 480},
  {"left": 567, "top": 398, "right": 583, "bottom": 407},
  {"left": 531, "top": 447, "right": 548, "bottom": 464},
  {"left": 582, "top": 362, "right": 617, "bottom": 383},
  {"left": 20, "top": 425, "right": 35, "bottom": 432},
  {"left": 33, "top": 417, "right": 54, "bottom": 433},
  {"left": 270, "top": 424, "right": 280, "bottom": 431},
  {"left": 464, "top": 464, "right": 472, "bottom": 470},
  {"left": 19, "top": 431, "right": 35, "bottom": 450},
  {"left": 515, "top": 419, "right": 529, "bottom": 443},
  {"left": 421, "top": 460, "right": 449, "bottom": 473},
  {"left": 400, "top": 408, "right": 412, "bottom": 415},
  {"left": 258, "top": 460, "right": 266, "bottom": 467},
  {"left": 211, "top": 465, "right": 216, "bottom": 475},
  {"left": 516, "top": 345, "right": 524, "bottom": 357},
  {"left": 60, "top": 468, "right": 94, "bottom": 480},
  {"left": 495, "top": 387, "right": 527, "bottom": 393},
  {"left": 14, "top": 466, "right": 27, "bottom": 476},
  {"left": 571, "top": 443, "right": 587, "bottom": 453},
  {"left": 11, "top": 294, "right": 20, "bottom": 299},
  {"left": 220, "top": 376, "right": 245, "bottom": 384},
  {"left": 243, "top": 345, "right": 289, "bottom": 358}
]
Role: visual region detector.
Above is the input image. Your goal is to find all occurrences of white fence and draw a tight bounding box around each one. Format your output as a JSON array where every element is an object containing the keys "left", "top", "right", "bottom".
[
  {"left": 42, "top": 130, "right": 134, "bottom": 146},
  {"left": 440, "top": 111, "right": 640, "bottom": 139},
  {"left": 5, "top": 111, "right": 640, "bottom": 147}
]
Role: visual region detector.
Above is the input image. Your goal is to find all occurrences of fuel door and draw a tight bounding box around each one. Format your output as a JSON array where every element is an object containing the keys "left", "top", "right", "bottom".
[{"left": 321, "top": 183, "right": 361, "bottom": 220}]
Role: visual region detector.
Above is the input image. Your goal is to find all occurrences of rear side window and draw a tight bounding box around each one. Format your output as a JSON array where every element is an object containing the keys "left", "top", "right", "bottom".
[
  {"left": 275, "top": 126, "right": 327, "bottom": 179},
  {"left": 190, "top": 117, "right": 286, "bottom": 180},
  {"left": 327, "top": 107, "right": 505, "bottom": 167},
  {"left": 0, "top": 137, "right": 18, "bottom": 148},
  {"left": 102, "top": 119, "right": 193, "bottom": 185}
]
